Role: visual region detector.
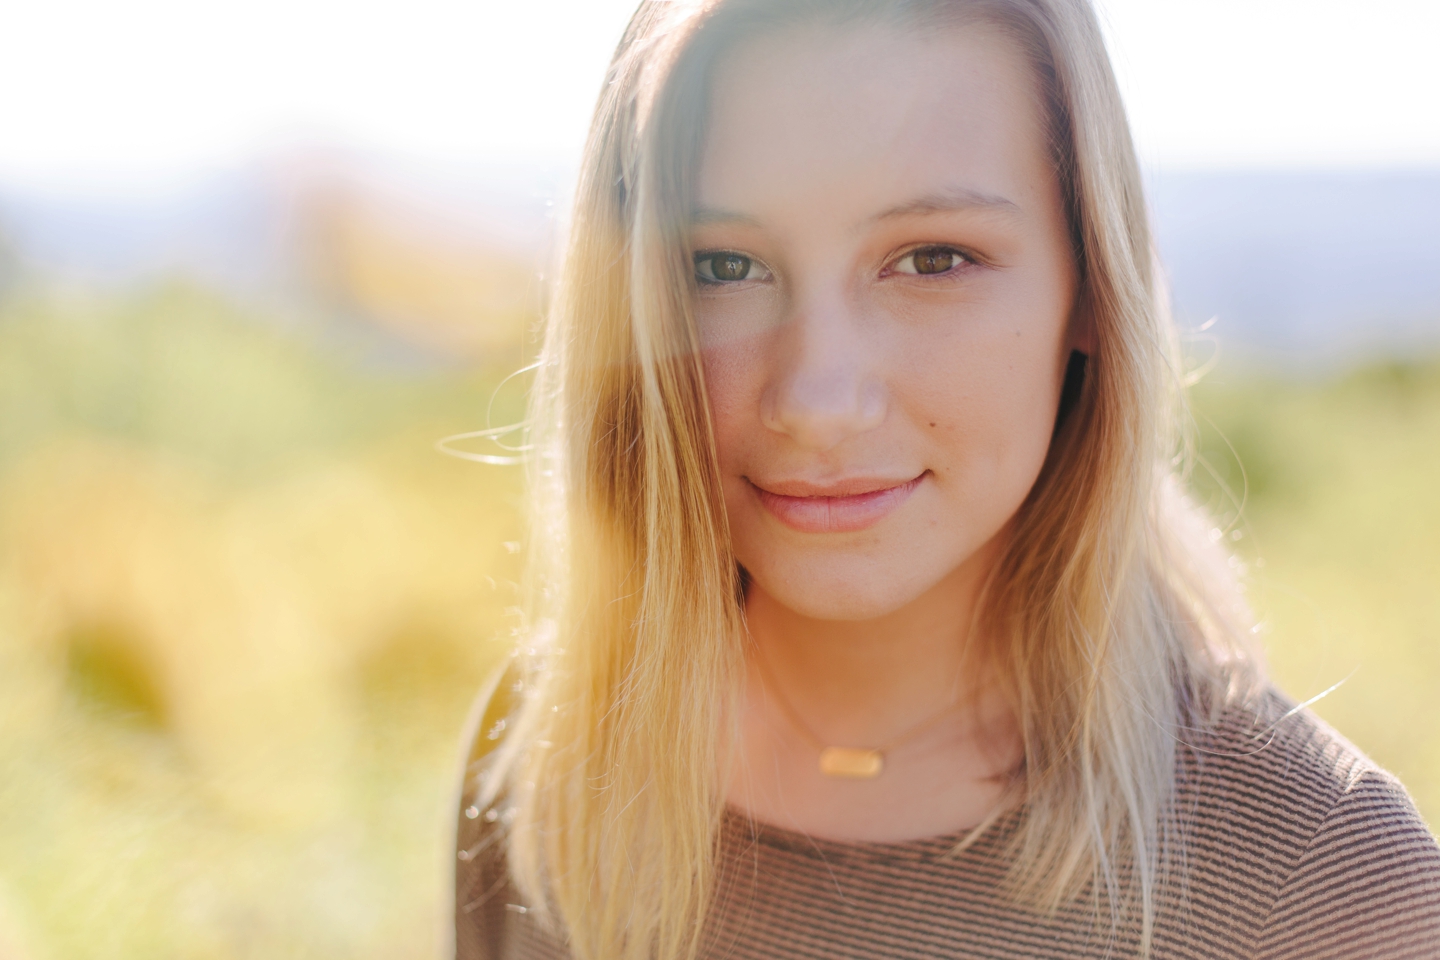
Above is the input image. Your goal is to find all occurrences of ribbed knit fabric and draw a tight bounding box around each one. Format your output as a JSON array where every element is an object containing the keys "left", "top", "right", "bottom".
[{"left": 455, "top": 689, "right": 1440, "bottom": 959}]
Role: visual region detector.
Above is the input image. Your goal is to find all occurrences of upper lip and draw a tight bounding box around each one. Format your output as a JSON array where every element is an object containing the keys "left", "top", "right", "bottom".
[{"left": 747, "top": 474, "right": 925, "bottom": 498}]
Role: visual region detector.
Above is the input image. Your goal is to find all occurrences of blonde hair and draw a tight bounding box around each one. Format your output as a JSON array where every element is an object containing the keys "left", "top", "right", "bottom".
[{"left": 477, "top": 1, "right": 1263, "bottom": 957}]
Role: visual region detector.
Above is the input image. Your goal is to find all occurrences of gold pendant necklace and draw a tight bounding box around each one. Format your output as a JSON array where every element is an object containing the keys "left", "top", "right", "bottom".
[
  {"left": 753, "top": 646, "right": 962, "bottom": 781},
  {"left": 818, "top": 746, "right": 885, "bottom": 779}
]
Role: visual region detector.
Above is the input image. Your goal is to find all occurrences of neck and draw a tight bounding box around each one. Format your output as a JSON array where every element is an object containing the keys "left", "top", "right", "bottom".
[{"left": 743, "top": 537, "right": 1003, "bottom": 748}]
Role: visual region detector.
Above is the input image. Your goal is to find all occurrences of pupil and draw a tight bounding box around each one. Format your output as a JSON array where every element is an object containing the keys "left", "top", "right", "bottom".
[
  {"left": 914, "top": 248, "right": 954, "bottom": 274},
  {"left": 715, "top": 254, "right": 748, "bottom": 281}
]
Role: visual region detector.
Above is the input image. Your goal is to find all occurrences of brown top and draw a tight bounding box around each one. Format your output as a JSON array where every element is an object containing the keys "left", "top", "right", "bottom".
[{"left": 455, "top": 689, "right": 1440, "bottom": 959}]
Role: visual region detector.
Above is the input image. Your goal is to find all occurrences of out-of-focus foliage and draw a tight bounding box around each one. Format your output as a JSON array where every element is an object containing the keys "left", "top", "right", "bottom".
[
  {"left": 1188, "top": 361, "right": 1440, "bottom": 824},
  {"left": 298, "top": 175, "right": 542, "bottom": 358},
  {"left": 0, "top": 284, "right": 525, "bottom": 959},
  {"left": 0, "top": 273, "right": 1434, "bottom": 959}
]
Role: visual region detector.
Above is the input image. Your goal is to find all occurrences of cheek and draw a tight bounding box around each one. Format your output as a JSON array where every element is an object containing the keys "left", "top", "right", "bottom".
[
  {"left": 920, "top": 338, "right": 1061, "bottom": 432},
  {"left": 700, "top": 333, "right": 766, "bottom": 468},
  {"left": 701, "top": 339, "right": 776, "bottom": 586},
  {"left": 902, "top": 316, "right": 1068, "bottom": 500},
  {"left": 696, "top": 289, "right": 785, "bottom": 466}
]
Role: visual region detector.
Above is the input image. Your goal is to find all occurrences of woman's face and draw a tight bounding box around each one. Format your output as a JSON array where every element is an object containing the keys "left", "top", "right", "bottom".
[{"left": 693, "top": 20, "right": 1082, "bottom": 621}]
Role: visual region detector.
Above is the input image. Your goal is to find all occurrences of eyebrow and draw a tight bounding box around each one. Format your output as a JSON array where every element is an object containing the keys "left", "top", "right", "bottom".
[
  {"left": 689, "top": 207, "right": 764, "bottom": 227},
  {"left": 872, "top": 186, "right": 1021, "bottom": 221},
  {"left": 688, "top": 185, "right": 1020, "bottom": 229}
]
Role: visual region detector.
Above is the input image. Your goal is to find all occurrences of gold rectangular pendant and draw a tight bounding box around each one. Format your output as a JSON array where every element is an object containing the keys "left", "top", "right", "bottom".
[{"left": 818, "top": 746, "right": 884, "bottom": 779}]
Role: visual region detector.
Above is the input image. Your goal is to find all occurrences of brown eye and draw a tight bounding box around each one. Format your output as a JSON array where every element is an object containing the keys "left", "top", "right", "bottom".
[
  {"left": 716, "top": 254, "right": 749, "bottom": 281},
  {"left": 893, "top": 245, "right": 969, "bottom": 276},
  {"left": 697, "top": 253, "right": 750, "bottom": 283},
  {"left": 914, "top": 247, "right": 957, "bottom": 274},
  {"left": 694, "top": 251, "right": 771, "bottom": 285}
]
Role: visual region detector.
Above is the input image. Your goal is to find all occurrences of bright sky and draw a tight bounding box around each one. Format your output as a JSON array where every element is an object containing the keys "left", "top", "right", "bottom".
[{"left": 0, "top": 0, "right": 1436, "bottom": 193}]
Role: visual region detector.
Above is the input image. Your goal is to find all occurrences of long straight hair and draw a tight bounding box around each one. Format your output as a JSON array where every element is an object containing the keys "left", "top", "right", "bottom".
[{"left": 476, "top": 2, "right": 1263, "bottom": 957}]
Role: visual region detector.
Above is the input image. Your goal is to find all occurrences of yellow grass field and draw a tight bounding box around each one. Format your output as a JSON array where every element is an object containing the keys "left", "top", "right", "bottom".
[{"left": 0, "top": 284, "right": 1434, "bottom": 958}]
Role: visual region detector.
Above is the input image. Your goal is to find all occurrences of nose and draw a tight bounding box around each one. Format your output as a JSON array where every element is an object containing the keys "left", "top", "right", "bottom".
[{"left": 760, "top": 295, "right": 887, "bottom": 451}]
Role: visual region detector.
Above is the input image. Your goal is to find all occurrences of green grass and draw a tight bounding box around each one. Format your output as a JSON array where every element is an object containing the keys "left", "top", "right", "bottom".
[
  {"left": 1189, "top": 361, "right": 1440, "bottom": 825},
  {"left": 0, "top": 281, "right": 1434, "bottom": 958}
]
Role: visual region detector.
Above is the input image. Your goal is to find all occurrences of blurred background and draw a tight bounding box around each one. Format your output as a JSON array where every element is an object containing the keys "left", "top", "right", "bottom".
[{"left": 0, "top": 0, "right": 1436, "bottom": 956}]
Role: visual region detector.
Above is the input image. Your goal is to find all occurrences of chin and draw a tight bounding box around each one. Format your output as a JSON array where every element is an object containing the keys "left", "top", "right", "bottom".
[
  {"left": 779, "top": 589, "right": 912, "bottom": 622},
  {"left": 746, "top": 554, "right": 945, "bottom": 622}
]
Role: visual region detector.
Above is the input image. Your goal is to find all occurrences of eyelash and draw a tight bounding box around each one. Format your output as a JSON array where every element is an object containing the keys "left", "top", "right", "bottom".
[
  {"left": 691, "top": 244, "right": 979, "bottom": 287},
  {"left": 885, "top": 244, "right": 977, "bottom": 278},
  {"left": 693, "top": 250, "right": 771, "bottom": 287}
]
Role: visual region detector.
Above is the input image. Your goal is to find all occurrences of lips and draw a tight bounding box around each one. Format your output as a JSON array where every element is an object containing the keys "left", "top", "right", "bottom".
[{"left": 749, "top": 473, "right": 925, "bottom": 533}]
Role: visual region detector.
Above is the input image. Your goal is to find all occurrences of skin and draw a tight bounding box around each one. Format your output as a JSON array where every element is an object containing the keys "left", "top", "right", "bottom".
[{"left": 694, "top": 19, "right": 1089, "bottom": 841}]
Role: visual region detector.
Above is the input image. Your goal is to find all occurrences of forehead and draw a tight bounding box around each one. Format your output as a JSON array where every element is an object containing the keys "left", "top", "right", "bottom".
[{"left": 695, "top": 19, "right": 1052, "bottom": 222}]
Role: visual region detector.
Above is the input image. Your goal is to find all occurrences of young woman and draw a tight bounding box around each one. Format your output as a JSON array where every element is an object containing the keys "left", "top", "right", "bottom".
[{"left": 455, "top": 1, "right": 1440, "bottom": 957}]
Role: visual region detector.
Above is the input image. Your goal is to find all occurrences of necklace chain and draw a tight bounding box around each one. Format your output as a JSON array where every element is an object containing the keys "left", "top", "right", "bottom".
[{"left": 752, "top": 643, "right": 964, "bottom": 779}]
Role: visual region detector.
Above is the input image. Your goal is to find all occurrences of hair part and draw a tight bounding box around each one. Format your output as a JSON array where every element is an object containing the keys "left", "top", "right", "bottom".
[{"left": 477, "top": 2, "right": 1264, "bottom": 957}]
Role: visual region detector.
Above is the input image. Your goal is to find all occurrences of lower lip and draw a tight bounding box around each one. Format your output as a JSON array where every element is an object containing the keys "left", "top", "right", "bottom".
[{"left": 751, "top": 475, "right": 925, "bottom": 534}]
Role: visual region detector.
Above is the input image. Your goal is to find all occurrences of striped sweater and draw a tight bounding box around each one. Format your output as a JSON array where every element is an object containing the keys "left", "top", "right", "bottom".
[{"left": 455, "top": 688, "right": 1440, "bottom": 959}]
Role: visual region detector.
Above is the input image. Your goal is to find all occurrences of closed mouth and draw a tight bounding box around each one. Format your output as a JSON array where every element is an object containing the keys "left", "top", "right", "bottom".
[{"left": 748, "top": 473, "right": 926, "bottom": 533}]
